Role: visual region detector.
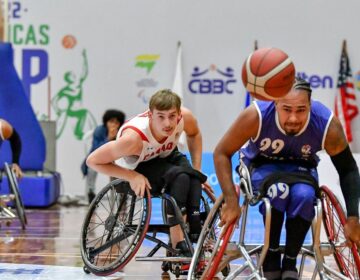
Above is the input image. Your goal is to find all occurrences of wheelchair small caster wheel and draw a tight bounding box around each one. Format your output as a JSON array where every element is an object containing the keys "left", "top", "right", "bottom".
[
  {"left": 83, "top": 266, "right": 91, "bottom": 274},
  {"left": 161, "top": 271, "right": 170, "bottom": 279},
  {"left": 175, "top": 266, "right": 180, "bottom": 278},
  {"left": 161, "top": 261, "right": 170, "bottom": 272},
  {"left": 221, "top": 264, "right": 230, "bottom": 276}
]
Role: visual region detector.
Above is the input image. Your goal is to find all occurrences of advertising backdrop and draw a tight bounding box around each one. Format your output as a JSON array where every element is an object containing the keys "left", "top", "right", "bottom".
[{"left": 5, "top": 0, "right": 360, "bottom": 195}]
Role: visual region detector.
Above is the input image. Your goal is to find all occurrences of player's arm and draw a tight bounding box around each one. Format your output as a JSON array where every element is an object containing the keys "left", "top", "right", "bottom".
[
  {"left": 214, "top": 104, "right": 259, "bottom": 231},
  {"left": 86, "top": 129, "right": 151, "bottom": 197},
  {"left": 324, "top": 116, "right": 360, "bottom": 246},
  {"left": 1, "top": 119, "right": 23, "bottom": 178},
  {"left": 182, "top": 107, "right": 202, "bottom": 171}
]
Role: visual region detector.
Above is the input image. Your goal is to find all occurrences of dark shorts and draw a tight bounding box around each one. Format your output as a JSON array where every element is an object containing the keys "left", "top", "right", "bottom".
[{"left": 135, "top": 149, "right": 195, "bottom": 195}]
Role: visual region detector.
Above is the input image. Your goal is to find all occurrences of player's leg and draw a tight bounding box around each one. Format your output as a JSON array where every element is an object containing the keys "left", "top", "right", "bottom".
[
  {"left": 251, "top": 166, "right": 290, "bottom": 280},
  {"left": 86, "top": 168, "right": 97, "bottom": 203},
  {"left": 166, "top": 172, "right": 191, "bottom": 253},
  {"left": 186, "top": 177, "right": 202, "bottom": 243},
  {"left": 282, "top": 183, "right": 315, "bottom": 280}
]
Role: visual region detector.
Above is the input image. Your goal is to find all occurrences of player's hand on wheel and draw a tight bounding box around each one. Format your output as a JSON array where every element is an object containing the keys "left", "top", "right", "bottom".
[
  {"left": 344, "top": 217, "right": 360, "bottom": 248},
  {"left": 202, "top": 181, "right": 215, "bottom": 196},
  {"left": 12, "top": 163, "right": 23, "bottom": 179},
  {"left": 219, "top": 198, "right": 241, "bottom": 237},
  {"left": 129, "top": 172, "right": 151, "bottom": 198}
]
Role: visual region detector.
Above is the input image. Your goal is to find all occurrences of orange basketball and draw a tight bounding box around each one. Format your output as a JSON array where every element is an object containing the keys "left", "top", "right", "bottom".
[
  {"left": 242, "top": 47, "right": 296, "bottom": 100},
  {"left": 62, "top": 35, "right": 77, "bottom": 49}
]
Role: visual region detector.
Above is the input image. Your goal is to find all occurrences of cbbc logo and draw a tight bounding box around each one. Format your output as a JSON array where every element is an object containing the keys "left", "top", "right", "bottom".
[
  {"left": 297, "top": 72, "right": 334, "bottom": 89},
  {"left": 188, "top": 64, "right": 237, "bottom": 94},
  {"left": 187, "top": 66, "right": 339, "bottom": 96}
]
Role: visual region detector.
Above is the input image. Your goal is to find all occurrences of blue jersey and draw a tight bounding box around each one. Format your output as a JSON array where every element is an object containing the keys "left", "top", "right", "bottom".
[{"left": 241, "top": 100, "right": 333, "bottom": 168}]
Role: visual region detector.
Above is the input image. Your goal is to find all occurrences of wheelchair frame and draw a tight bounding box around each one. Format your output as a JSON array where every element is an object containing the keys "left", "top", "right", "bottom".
[
  {"left": 80, "top": 178, "right": 217, "bottom": 278},
  {"left": 0, "top": 162, "right": 27, "bottom": 230},
  {"left": 188, "top": 162, "right": 360, "bottom": 280}
]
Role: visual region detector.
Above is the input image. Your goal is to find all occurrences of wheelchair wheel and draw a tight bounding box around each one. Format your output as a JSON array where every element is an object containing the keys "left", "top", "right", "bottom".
[
  {"left": 188, "top": 194, "right": 231, "bottom": 280},
  {"left": 320, "top": 185, "right": 360, "bottom": 279},
  {"left": 80, "top": 180, "right": 151, "bottom": 276},
  {"left": 4, "top": 163, "right": 27, "bottom": 230}
]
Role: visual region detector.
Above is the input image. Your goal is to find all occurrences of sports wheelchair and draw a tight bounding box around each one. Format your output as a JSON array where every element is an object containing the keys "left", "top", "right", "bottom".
[
  {"left": 0, "top": 162, "right": 27, "bottom": 230},
  {"left": 80, "top": 178, "right": 226, "bottom": 278},
  {"left": 188, "top": 161, "right": 360, "bottom": 280}
]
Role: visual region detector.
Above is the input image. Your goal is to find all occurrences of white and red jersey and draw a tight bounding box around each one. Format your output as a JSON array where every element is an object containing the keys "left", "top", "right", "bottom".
[{"left": 115, "top": 111, "right": 184, "bottom": 170}]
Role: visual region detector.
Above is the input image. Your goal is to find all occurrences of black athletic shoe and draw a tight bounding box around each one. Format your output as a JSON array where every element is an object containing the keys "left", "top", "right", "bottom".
[
  {"left": 263, "top": 248, "right": 281, "bottom": 280},
  {"left": 175, "top": 240, "right": 192, "bottom": 257}
]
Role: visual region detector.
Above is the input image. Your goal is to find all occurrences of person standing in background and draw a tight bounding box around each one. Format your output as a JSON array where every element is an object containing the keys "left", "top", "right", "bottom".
[{"left": 81, "top": 109, "right": 125, "bottom": 203}]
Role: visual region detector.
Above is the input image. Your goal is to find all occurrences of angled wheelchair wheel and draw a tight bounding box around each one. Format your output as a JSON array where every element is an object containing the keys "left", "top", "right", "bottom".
[
  {"left": 80, "top": 179, "right": 151, "bottom": 276},
  {"left": 188, "top": 194, "right": 233, "bottom": 280},
  {"left": 320, "top": 185, "right": 360, "bottom": 279},
  {"left": 4, "top": 162, "right": 27, "bottom": 230}
]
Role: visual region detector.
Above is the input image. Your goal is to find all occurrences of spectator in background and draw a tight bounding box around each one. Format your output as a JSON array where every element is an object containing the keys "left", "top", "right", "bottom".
[
  {"left": 81, "top": 109, "right": 125, "bottom": 203},
  {"left": 0, "top": 119, "right": 22, "bottom": 178}
]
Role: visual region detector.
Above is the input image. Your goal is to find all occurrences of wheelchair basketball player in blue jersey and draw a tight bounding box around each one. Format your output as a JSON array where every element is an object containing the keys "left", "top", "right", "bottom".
[{"left": 215, "top": 77, "right": 360, "bottom": 280}]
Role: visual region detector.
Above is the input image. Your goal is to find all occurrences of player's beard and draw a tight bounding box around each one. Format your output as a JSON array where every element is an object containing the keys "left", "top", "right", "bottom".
[{"left": 284, "top": 122, "right": 301, "bottom": 135}]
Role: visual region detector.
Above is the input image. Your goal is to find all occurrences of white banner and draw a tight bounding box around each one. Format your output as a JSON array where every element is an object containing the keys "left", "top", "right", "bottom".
[{"left": 5, "top": 0, "right": 360, "bottom": 195}]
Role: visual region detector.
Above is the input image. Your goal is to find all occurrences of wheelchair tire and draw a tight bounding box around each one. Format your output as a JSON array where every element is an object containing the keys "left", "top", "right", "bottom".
[
  {"left": 188, "top": 194, "right": 224, "bottom": 280},
  {"left": 320, "top": 185, "right": 360, "bottom": 279},
  {"left": 4, "top": 163, "right": 27, "bottom": 230},
  {"left": 80, "top": 180, "right": 151, "bottom": 276}
]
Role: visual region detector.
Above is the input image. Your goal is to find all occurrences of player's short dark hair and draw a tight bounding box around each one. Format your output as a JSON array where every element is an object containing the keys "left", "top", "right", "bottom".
[
  {"left": 294, "top": 76, "right": 312, "bottom": 100},
  {"left": 102, "top": 109, "right": 126, "bottom": 126}
]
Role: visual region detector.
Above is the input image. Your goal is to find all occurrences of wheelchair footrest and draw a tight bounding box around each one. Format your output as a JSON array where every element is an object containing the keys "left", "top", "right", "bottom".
[
  {"left": 135, "top": 256, "right": 192, "bottom": 262},
  {"left": 0, "top": 207, "right": 16, "bottom": 219},
  {"left": 147, "top": 224, "right": 171, "bottom": 234}
]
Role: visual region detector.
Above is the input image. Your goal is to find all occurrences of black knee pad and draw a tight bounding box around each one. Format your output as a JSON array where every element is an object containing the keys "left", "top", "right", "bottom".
[
  {"left": 165, "top": 200, "right": 187, "bottom": 215},
  {"left": 187, "top": 178, "right": 202, "bottom": 208},
  {"left": 165, "top": 199, "right": 187, "bottom": 226}
]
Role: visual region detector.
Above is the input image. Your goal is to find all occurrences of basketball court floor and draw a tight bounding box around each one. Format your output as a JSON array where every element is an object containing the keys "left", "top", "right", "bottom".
[{"left": 0, "top": 201, "right": 329, "bottom": 280}]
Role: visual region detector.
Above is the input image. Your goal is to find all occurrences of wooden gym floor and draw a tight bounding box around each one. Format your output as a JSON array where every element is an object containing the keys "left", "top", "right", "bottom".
[{"left": 0, "top": 204, "right": 338, "bottom": 280}]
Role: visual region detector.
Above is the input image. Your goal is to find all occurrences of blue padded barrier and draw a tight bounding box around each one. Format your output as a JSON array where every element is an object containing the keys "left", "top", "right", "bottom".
[
  {"left": 0, "top": 172, "right": 61, "bottom": 207},
  {"left": 0, "top": 43, "right": 46, "bottom": 171}
]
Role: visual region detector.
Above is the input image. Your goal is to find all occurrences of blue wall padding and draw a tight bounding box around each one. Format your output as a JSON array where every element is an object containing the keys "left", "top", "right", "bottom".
[
  {"left": 0, "top": 43, "right": 45, "bottom": 170},
  {"left": 0, "top": 173, "right": 61, "bottom": 207}
]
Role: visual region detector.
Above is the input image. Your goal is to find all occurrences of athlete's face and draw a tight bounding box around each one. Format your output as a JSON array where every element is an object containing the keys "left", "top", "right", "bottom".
[
  {"left": 149, "top": 107, "right": 180, "bottom": 140},
  {"left": 275, "top": 89, "right": 310, "bottom": 136}
]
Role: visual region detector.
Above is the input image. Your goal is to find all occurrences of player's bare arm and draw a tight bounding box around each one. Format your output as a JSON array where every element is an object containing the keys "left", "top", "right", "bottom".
[
  {"left": 86, "top": 129, "right": 151, "bottom": 197},
  {"left": 1, "top": 119, "right": 13, "bottom": 139},
  {"left": 324, "top": 116, "right": 348, "bottom": 156},
  {"left": 182, "top": 107, "right": 202, "bottom": 171},
  {"left": 214, "top": 104, "right": 259, "bottom": 231}
]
